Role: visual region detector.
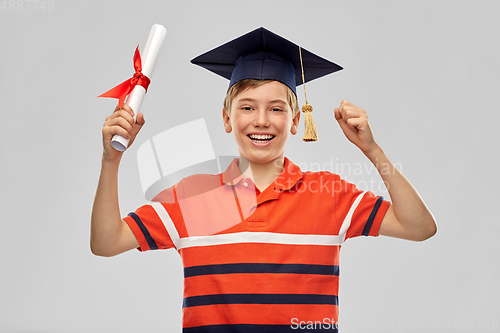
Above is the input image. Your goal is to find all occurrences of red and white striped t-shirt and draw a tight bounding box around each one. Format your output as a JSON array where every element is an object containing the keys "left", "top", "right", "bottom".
[{"left": 123, "top": 157, "right": 390, "bottom": 332}]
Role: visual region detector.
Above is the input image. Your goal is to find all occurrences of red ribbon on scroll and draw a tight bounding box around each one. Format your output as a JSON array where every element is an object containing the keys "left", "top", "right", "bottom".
[{"left": 98, "top": 46, "right": 151, "bottom": 109}]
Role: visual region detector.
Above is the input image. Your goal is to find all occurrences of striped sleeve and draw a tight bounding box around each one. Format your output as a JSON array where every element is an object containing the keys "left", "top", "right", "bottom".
[
  {"left": 335, "top": 177, "right": 391, "bottom": 240},
  {"left": 123, "top": 187, "right": 181, "bottom": 252}
]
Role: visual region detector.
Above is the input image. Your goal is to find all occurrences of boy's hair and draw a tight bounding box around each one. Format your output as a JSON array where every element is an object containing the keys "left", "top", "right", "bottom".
[{"left": 223, "top": 79, "right": 300, "bottom": 117}]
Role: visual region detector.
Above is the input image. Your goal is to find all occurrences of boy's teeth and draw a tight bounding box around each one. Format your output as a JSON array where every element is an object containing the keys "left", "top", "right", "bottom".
[{"left": 249, "top": 134, "right": 274, "bottom": 140}]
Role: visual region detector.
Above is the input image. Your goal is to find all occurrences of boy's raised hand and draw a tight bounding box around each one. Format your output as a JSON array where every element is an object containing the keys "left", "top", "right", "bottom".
[
  {"left": 334, "top": 100, "right": 378, "bottom": 154},
  {"left": 102, "top": 104, "right": 145, "bottom": 162}
]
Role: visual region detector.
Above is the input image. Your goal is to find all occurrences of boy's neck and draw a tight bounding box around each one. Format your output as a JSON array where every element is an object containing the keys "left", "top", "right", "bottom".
[{"left": 238, "top": 156, "right": 285, "bottom": 192}]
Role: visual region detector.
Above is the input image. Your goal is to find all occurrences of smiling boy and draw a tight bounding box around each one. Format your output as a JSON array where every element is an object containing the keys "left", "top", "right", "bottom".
[
  {"left": 91, "top": 27, "right": 436, "bottom": 332},
  {"left": 223, "top": 79, "right": 300, "bottom": 191}
]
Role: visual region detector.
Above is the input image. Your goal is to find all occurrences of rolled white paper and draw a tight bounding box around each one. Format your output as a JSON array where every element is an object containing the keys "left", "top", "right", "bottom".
[{"left": 111, "top": 24, "right": 167, "bottom": 151}]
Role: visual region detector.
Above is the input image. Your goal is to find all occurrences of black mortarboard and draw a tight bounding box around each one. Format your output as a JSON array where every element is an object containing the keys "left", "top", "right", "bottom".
[{"left": 190, "top": 27, "right": 343, "bottom": 96}]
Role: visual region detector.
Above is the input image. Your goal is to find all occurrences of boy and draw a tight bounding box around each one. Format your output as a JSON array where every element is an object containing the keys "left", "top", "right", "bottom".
[{"left": 91, "top": 27, "right": 436, "bottom": 332}]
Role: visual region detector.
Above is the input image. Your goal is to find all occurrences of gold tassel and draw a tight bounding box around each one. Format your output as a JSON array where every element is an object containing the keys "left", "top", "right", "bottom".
[
  {"left": 299, "top": 46, "right": 317, "bottom": 142},
  {"left": 302, "top": 102, "right": 317, "bottom": 142}
]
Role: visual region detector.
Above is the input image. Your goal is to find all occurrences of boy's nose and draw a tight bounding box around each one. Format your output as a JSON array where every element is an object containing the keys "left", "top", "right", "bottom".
[{"left": 252, "top": 109, "right": 270, "bottom": 127}]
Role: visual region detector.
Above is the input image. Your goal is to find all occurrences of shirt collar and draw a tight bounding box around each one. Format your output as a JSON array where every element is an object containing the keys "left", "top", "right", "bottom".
[
  {"left": 221, "top": 158, "right": 245, "bottom": 185},
  {"left": 221, "top": 157, "right": 303, "bottom": 190},
  {"left": 274, "top": 157, "right": 303, "bottom": 191}
]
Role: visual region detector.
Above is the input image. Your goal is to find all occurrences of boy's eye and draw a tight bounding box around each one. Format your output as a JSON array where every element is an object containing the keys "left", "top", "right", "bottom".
[
  {"left": 271, "top": 108, "right": 283, "bottom": 112},
  {"left": 241, "top": 106, "right": 253, "bottom": 111}
]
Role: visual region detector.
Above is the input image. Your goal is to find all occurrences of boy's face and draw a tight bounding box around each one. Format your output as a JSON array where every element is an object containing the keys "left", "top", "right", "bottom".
[{"left": 223, "top": 81, "right": 300, "bottom": 166}]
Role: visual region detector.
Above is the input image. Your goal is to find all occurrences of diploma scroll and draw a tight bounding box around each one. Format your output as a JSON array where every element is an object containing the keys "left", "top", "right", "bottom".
[{"left": 111, "top": 24, "right": 167, "bottom": 151}]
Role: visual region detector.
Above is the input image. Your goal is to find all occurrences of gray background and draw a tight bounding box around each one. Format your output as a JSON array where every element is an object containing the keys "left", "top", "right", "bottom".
[{"left": 1, "top": 0, "right": 499, "bottom": 332}]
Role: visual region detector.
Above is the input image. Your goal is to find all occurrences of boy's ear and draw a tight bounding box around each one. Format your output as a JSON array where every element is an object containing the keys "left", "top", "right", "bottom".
[
  {"left": 222, "top": 108, "right": 232, "bottom": 133},
  {"left": 290, "top": 111, "right": 300, "bottom": 135}
]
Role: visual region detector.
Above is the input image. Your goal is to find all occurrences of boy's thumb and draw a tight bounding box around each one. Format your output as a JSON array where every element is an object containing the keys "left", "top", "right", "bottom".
[
  {"left": 334, "top": 108, "right": 342, "bottom": 121},
  {"left": 136, "top": 113, "right": 146, "bottom": 127}
]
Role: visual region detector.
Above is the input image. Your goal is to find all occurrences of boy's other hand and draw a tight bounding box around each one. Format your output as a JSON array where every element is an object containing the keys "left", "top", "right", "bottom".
[
  {"left": 102, "top": 104, "right": 145, "bottom": 162},
  {"left": 334, "top": 100, "right": 378, "bottom": 154}
]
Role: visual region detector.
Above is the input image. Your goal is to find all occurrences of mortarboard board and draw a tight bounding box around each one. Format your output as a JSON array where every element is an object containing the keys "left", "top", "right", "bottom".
[{"left": 191, "top": 27, "right": 343, "bottom": 141}]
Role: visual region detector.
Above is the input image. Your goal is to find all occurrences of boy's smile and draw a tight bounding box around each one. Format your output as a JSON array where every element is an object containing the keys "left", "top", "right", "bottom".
[
  {"left": 223, "top": 81, "right": 300, "bottom": 167},
  {"left": 247, "top": 133, "right": 275, "bottom": 146}
]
